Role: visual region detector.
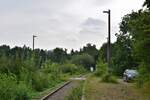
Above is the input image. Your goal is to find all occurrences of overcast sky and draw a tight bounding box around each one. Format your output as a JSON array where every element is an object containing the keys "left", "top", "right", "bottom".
[{"left": 0, "top": 0, "right": 144, "bottom": 51}]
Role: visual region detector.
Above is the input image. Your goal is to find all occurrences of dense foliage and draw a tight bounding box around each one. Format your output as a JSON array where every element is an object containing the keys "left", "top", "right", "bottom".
[
  {"left": 96, "top": 0, "right": 150, "bottom": 87},
  {"left": 0, "top": 43, "right": 98, "bottom": 99}
]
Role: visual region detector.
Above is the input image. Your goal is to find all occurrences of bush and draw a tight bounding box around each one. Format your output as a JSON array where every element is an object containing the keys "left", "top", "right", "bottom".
[
  {"left": 101, "top": 74, "right": 118, "bottom": 83},
  {"left": 60, "top": 63, "right": 77, "bottom": 74},
  {"left": 15, "top": 82, "right": 31, "bottom": 100},
  {"left": 42, "top": 61, "right": 60, "bottom": 75},
  {"left": 0, "top": 74, "right": 31, "bottom": 100},
  {"left": 95, "top": 59, "right": 107, "bottom": 77},
  {"left": 0, "top": 74, "right": 16, "bottom": 99},
  {"left": 136, "top": 63, "right": 150, "bottom": 87},
  {"left": 31, "top": 71, "right": 50, "bottom": 91},
  {"left": 42, "top": 60, "right": 86, "bottom": 75}
]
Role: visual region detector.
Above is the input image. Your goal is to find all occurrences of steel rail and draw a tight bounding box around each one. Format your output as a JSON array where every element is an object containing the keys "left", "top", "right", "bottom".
[{"left": 41, "top": 81, "right": 72, "bottom": 100}]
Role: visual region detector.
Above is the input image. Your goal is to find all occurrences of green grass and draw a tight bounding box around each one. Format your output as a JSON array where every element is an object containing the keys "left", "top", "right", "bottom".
[
  {"left": 101, "top": 74, "right": 118, "bottom": 83},
  {"left": 32, "top": 74, "right": 84, "bottom": 100},
  {"left": 32, "top": 81, "right": 66, "bottom": 99},
  {"left": 65, "top": 81, "right": 84, "bottom": 100},
  {"left": 84, "top": 75, "right": 150, "bottom": 100}
]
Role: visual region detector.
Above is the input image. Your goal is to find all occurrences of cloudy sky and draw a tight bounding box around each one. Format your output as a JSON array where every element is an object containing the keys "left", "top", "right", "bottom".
[{"left": 0, "top": 0, "right": 144, "bottom": 51}]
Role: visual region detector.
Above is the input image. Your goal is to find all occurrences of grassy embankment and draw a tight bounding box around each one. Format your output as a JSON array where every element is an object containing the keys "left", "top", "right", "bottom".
[
  {"left": 83, "top": 75, "right": 150, "bottom": 100},
  {"left": 65, "top": 81, "right": 84, "bottom": 100},
  {"left": 32, "top": 74, "right": 85, "bottom": 99}
]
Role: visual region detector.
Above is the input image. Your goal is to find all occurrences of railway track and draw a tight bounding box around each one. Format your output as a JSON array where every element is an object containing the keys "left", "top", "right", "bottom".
[{"left": 41, "top": 76, "right": 86, "bottom": 100}]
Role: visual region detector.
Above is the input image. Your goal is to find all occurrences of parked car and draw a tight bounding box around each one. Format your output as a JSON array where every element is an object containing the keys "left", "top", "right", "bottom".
[{"left": 123, "top": 69, "right": 138, "bottom": 82}]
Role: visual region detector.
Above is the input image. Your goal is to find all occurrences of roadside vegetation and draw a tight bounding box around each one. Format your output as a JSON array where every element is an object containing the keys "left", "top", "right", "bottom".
[
  {"left": 84, "top": 75, "right": 150, "bottom": 100},
  {"left": 65, "top": 81, "right": 84, "bottom": 100},
  {"left": 95, "top": 0, "right": 150, "bottom": 93},
  {"left": 0, "top": 43, "right": 98, "bottom": 99},
  {"left": 84, "top": 1, "right": 150, "bottom": 100},
  {"left": 94, "top": 57, "right": 117, "bottom": 83}
]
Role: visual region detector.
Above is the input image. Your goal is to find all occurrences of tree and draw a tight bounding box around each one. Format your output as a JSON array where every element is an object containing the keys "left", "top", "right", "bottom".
[
  {"left": 143, "top": 0, "right": 150, "bottom": 9},
  {"left": 116, "top": 5, "right": 150, "bottom": 84},
  {"left": 0, "top": 45, "right": 10, "bottom": 57},
  {"left": 80, "top": 43, "right": 98, "bottom": 61},
  {"left": 71, "top": 53, "right": 95, "bottom": 70},
  {"left": 51, "top": 48, "right": 68, "bottom": 63},
  {"left": 111, "top": 33, "right": 137, "bottom": 75},
  {"left": 98, "top": 43, "right": 107, "bottom": 62},
  {"left": 126, "top": 10, "right": 150, "bottom": 80}
]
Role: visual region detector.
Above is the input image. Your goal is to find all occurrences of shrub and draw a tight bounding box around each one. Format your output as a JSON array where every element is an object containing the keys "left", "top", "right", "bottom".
[
  {"left": 101, "top": 74, "right": 118, "bottom": 83},
  {"left": 31, "top": 71, "right": 49, "bottom": 91},
  {"left": 0, "top": 74, "right": 17, "bottom": 99},
  {"left": 60, "top": 63, "right": 77, "bottom": 74},
  {"left": 95, "top": 59, "right": 107, "bottom": 77},
  {"left": 42, "top": 61, "right": 60, "bottom": 75},
  {"left": 15, "top": 82, "right": 31, "bottom": 100},
  {"left": 136, "top": 63, "right": 150, "bottom": 87},
  {"left": 0, "top": 74, "right": 31, "bottom": 100}
]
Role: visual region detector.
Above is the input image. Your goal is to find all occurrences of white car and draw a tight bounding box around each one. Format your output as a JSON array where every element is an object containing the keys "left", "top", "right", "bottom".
[{"left": 123, "top": 69, "right": 138, "bottom": 82}]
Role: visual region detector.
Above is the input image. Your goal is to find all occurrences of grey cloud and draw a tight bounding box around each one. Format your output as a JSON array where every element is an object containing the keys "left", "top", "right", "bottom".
[
  {"left": 80, "top": 17, "right": 106, "bottom": 35},
  {"left": 72, "top": 17, "right": 108, "bottom": 50},
  {"left": 82, "top": 18, "right": 104, "bottom": 26},
  {"left": 0, "top": 0, "right": 108, "bottom": 51},
  {"left": 0, "top": 0, "right": 142, "bottom": 50}
]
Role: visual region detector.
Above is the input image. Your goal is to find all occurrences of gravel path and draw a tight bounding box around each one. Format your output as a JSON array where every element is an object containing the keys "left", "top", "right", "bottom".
[{"left": 44, "top": 81, "right": 79, "bottom": 100}]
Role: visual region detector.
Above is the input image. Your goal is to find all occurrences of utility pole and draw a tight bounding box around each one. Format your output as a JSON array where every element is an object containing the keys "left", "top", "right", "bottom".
[
  {"left": 103, "top": 9, "right": 111, "bottom": 73},
  {"left": 33, "top": 35, "right": 37, "bottom": 50}
]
